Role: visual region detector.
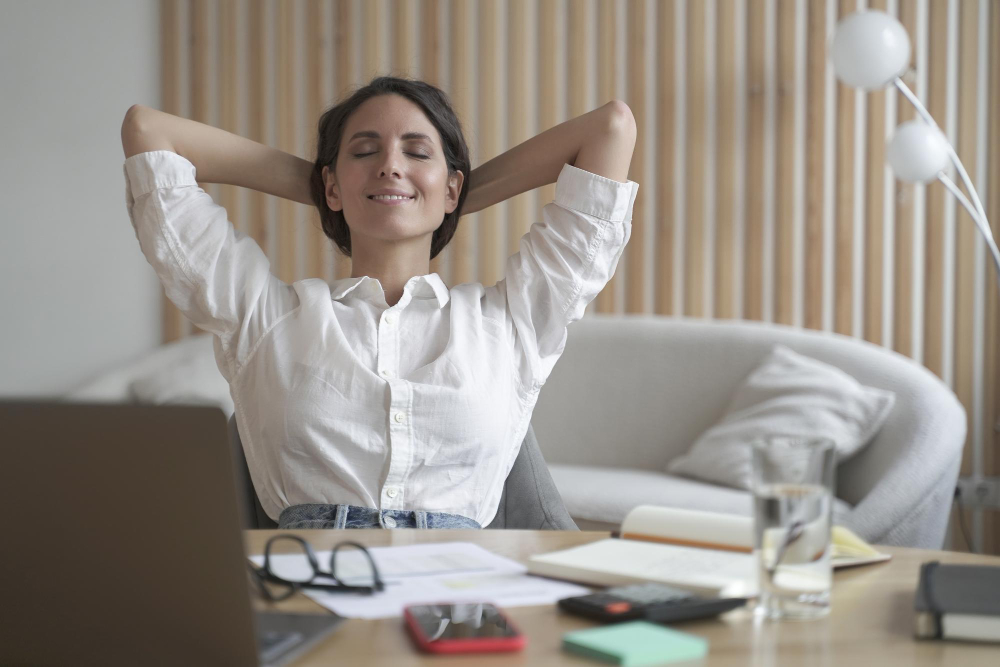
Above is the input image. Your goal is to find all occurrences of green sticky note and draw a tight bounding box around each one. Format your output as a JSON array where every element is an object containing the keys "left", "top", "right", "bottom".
[{"left": 562, "top": 621, "right": 708, "bottom": 666}]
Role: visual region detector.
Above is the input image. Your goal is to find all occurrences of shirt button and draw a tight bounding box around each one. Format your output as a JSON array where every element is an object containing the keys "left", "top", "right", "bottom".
[
  {"left": 394, "top": 412, "right": 406, "bottom": 423},
  {"left": 381, "top": 369, "right": 393, "bottom": 379},
  {"left": 386, "top": 487, "right": 398, "bottom": 498},
  {"left": 383, "top": 516, "right": 397, "bottom": 529},
  {"left": 385, "top": 314, "right": 396, "bottom": 325}
]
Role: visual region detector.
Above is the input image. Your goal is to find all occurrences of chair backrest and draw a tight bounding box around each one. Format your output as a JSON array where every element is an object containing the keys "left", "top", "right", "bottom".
[{"left": 226, "top": 415, "right": 577, "bottom": 530}]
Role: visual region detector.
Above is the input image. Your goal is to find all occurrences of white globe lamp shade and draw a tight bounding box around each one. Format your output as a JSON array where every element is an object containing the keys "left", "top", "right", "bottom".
[
  {"left": 886, "top": 122, "right": 950, "bottom": 183},
  {"left": 832, "top": 10, "right": 911, "bottom": 90}
]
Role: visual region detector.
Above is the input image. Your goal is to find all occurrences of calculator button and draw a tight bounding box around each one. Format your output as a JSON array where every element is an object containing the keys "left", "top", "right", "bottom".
[{"left": 604, "top": 602, "right": 632, "bottom": 614}]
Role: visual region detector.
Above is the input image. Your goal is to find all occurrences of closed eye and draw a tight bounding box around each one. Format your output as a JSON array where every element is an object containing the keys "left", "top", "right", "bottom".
[{"left": 352, "top": 152, "right": 430, "bottom": 160}]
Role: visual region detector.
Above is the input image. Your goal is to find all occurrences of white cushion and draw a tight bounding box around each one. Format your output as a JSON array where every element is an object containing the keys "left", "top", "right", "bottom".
[
  {"left": 64, "top": 333, "right": 234, "bottom": 417},
  {"left": 127, "top": 349, "right": 233, "bottom": 417},
  {"left": 667, "top": 345, "right": 895, "bottom": 491},
  {"left": 550, "top": 464, "right": 853, "bottom": 526}
]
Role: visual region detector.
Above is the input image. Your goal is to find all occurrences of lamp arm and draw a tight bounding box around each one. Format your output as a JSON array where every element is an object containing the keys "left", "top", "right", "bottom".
[
  {"left": 893, "top": 77, "right": 990, "bottom": 226},
  {"left": 937, "top": 173, "right": 1000, "bottom": 295}
]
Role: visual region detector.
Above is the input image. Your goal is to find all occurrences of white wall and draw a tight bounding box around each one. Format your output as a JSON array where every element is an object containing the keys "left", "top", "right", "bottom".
[{"left": 0, "top": 0, "right": 162, "bottom": 397}]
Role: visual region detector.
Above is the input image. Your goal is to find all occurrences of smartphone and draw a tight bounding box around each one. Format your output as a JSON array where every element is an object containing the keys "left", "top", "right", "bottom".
[{"left": 403, "top": 602, "right": 525, "bottom": 654}]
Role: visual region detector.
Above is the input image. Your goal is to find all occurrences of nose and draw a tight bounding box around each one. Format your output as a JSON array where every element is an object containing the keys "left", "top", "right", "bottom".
[{"left": 377, "top": 148, "right": 403, "bottom": 179}]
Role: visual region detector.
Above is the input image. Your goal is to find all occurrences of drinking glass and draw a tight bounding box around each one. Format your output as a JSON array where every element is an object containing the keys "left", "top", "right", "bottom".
[{"left": 751, "top": 436, "right": 836, "bottom": 620}]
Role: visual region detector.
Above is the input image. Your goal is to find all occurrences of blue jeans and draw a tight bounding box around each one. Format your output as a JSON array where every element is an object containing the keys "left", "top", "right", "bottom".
[{"left": 277, "top": 503, "right": 482, "bottom": 530}]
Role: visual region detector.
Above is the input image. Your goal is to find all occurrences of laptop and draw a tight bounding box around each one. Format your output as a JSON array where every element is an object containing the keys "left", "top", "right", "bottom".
[{"left": 0, "top": 400, "right": 343, "bottom": 666}]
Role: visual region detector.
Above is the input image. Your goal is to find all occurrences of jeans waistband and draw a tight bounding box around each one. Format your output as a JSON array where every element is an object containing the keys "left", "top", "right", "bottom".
[{"left": 277, "top": 503, "right": 482, "bottom": 530}]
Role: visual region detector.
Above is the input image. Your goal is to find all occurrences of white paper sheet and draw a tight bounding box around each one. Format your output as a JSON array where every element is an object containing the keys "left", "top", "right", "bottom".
[{"left": 248, "top": 541, "right": 591, "bottom": 619}]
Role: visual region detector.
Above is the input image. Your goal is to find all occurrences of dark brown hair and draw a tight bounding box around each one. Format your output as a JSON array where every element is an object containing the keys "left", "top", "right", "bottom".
[{"left": 309, "top": 76, "right": 471, "bottom": 260}]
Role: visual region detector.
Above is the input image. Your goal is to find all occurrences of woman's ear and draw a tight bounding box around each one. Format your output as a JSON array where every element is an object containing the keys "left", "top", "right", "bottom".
[
  {"left": 444, "top": 169, "right": 465, "bottom": 215},
  {"left": 322, "top": 165, "right": 343, "bottom": 212}
]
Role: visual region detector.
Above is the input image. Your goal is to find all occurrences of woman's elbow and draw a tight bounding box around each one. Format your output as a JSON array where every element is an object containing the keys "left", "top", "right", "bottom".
[{"left": 603, "top": 100, "right": 637, "bottom": 144}]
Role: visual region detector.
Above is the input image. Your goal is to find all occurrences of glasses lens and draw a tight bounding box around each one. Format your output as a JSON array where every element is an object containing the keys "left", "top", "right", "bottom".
[
  {"left": 331, "top": 543, "right": 381, "bottom": 588},
  {"left": 266, "top": 536, "right": 315, "bottom": 584}
]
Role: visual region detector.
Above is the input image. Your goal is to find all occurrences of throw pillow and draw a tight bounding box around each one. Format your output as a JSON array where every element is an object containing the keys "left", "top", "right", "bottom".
[
  {"left": 127, "top": 334, "right": 234, "bottom": 417},
  {"left": 667, "top": 345, "right": 896, "bottom": 491}
]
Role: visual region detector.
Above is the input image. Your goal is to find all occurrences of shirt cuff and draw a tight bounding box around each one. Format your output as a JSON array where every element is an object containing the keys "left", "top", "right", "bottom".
[
  {"left": 123, "top": 150, "right": 199, "bottom": 200},
  {"left": 553, "top": 163, "right": 639, "bottom": 223}
]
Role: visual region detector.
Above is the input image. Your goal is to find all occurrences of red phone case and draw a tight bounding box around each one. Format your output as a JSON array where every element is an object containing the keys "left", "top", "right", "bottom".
[{"left": 403, "top": 604, "right": 526, "bottom": 654}]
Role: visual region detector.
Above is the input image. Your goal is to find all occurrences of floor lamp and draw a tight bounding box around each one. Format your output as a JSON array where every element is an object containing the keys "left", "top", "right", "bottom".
[{"left": 831, "top": 10, "right": 998, "bottom": 551}]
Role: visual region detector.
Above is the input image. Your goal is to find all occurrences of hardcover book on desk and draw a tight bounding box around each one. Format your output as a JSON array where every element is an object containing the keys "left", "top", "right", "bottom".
[{"left": 914, "top": 561, "right": 1000, "bottom": 643}]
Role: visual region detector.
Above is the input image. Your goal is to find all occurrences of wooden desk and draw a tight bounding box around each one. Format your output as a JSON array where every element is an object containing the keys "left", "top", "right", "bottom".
[{"left": 245, "top": 530, "right": 1000, "bottom": 666}]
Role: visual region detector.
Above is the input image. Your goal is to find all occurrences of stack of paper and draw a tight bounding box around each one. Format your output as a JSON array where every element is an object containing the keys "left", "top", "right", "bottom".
[{"left": 248, "top": 541, "right": 590, "bottom": 619}]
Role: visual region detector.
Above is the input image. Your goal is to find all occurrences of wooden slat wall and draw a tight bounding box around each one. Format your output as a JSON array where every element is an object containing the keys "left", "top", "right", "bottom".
[{"left": 160, "top": 0, "right": 1000, "bottom": 553}]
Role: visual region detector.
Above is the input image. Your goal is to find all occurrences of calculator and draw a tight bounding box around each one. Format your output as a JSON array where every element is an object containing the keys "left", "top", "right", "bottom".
[{"left": 557, "top": 583, "right": 747, "bottom": 624}]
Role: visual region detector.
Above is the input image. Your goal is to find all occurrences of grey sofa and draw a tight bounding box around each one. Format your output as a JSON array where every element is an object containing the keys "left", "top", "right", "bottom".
[{"left": 531, "top": 315, "right": 967, "bottom": 549}]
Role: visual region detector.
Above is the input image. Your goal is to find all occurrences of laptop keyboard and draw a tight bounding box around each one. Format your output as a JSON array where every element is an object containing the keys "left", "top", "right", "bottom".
[{"left": 258, "top": 630, "right": 304, "bottom": 660}]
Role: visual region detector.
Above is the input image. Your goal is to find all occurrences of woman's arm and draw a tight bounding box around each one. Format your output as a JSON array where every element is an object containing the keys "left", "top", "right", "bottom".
[
  {"left": 120, "top": 105, "right": 314, "bottom": 206},
  {"left": 461, "top": 100, "right": 637, "bottom": 216}
]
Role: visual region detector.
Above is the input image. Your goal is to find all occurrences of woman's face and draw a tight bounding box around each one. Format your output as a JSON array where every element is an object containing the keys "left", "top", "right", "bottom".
[{"left": 322, "top": 94, "right": 463, "bottom": 246}]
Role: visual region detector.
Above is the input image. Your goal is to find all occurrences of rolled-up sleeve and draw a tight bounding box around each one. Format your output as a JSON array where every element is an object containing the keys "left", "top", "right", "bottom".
[
  {"left": 500, "top": 163, "right": 639, "bottom": 394},
  {"left": 123, "top": 150, "right": 295, "bottom": 380}
]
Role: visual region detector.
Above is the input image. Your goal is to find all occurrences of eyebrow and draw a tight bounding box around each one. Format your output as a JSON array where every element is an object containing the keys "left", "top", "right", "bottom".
[{"left": 348, "top": 130, "right": 434, "bottom": 143}]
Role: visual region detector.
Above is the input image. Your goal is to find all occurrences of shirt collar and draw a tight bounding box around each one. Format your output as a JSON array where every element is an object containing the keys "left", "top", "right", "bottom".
[{"left": 330, "top": 272, "right": 450, "bottom": 308}]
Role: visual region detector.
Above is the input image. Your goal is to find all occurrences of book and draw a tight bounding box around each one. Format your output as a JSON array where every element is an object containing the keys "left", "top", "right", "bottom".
[
  {"left": 914, "top": 561, "right": 1000, "bottom": 643},
  {"left": 527, "top": 505, "right": 891, "bottom": 597}
]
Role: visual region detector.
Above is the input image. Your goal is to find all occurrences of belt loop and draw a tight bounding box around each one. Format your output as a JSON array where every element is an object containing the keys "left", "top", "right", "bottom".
[
  {"left": 334, "top": 504, "right": 348, "bottom": 529},
  {"left": 416, "top": 511, "right": 428, "bottom": 529}
]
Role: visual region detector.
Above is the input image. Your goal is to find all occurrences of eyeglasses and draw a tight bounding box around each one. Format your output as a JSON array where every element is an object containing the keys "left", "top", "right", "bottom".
[{"left": 247, "top": 535, "right": 385, "bottom": 602}]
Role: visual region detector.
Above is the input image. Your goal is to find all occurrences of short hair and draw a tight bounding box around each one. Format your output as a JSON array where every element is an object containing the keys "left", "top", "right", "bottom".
[{"left": 309, "top": 75, "right": 471, "bottom": 260}]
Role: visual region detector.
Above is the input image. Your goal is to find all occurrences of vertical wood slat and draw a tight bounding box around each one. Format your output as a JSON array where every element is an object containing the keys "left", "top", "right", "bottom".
[
  {"left": 834, "top": 0, "right": 857, "bottom": 336},
  {"left": 449, "top": 0, "right": 474, "bottom": 286},
  {"left": 420, "top": 0, "right": 442, "bottom": 88},
  {"left": 478, "top": 0, "right": 503, "bottom": 286},
  {"left": 188, "top": 0, "right": 211, "bottom": 338},
  {"left": 715, "top": 0, "right": 737, "bottom": 320},
  {"left": 685, "top": 0, "right": 707, "bottom": 317},
  {"left": 306, "top": 0, "right": 330, "bottom": 283},
  {"left": 923, "top": 0, "right": 948, "bottom": 378},
  {"left": 863, "top": 0, "right": 887, "bottom": 345},
  {"left": 625, "top": 0, "right": 646, "bottom": 314},
  {"left": 391, "top": 0, "right": 413, "bottom": 76},
  {"left": 333, "top": 0, "right": 353, "bottom": 280},
  {"left": 423, "top": 0, "right": 446, "bottom": 281},
  {"left": 248, "top": 0, "right": 272, "bottom": 280},
  {"left": 160, "top": 0, "right": 185, "bottom": 343},
  {"left": 537, "top": 0, "right": 558, "bottom": 210},
  {"left": 507, "top": 0, "right": 533, "bottom": 295},
  {"left": 775, "top": 0, "right": 797, "bottom": 326},
  {"left": 862, "top": 0, "right": 887, "bottom": 338},
  {"left": 566, "top": 0, "right": 589, "bottom": 306},
  {"left": 218, "top": 0, "right": 240, "bottom": 237},
  {"left": 804, "top": 0, "right": 826, "bottom": 331},
  {"left": 745, "top": 0, "right": 766, "bottom": 321},
  {"left": 276, "top": 0, "right": 296, "bottom": 284},
  {"left": 893, "top": 0, "right": 917, "bottom": 357},
  {"left": 987, "top": 0, "right": 1000, "bottom": 558},
  {"left": 598, "top": 0, "right": 620, "bottom": 314},
  {"left": 954, "top": 0, "right": 980, "bottom": 488},
  {"left": 362, "top": 0, "right": 383, "bottom": 83}
]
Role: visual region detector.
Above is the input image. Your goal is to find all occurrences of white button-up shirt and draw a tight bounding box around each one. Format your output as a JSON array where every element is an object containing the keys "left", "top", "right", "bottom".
[{"left": 123, "top": 150, "right": 638, "bottom": 526}]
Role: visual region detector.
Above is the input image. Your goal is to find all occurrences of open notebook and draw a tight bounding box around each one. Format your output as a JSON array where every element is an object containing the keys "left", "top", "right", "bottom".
[{"left": 528, "top": 506, "right": 891, "bottom": 598}]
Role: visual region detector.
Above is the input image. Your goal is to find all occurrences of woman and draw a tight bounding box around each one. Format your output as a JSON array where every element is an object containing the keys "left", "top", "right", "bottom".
[{"left": 121, "top": 76, "right": 638, "bottom": 530}]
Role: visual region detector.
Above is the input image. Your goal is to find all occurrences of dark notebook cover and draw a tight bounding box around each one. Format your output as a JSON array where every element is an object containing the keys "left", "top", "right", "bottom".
[{"left": 914, "top": 561, "right": 1000, "bottom": 640}]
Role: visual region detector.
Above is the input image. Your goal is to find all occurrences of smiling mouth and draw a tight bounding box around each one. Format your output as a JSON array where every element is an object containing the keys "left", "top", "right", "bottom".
[{"left": 367, "top": 195, "right": 415, "bottom": 205}]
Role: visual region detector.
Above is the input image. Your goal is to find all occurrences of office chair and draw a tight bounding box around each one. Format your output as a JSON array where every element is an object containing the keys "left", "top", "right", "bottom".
[{"left": 227, "top": 415, "right": 578, "bottom": 531}]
